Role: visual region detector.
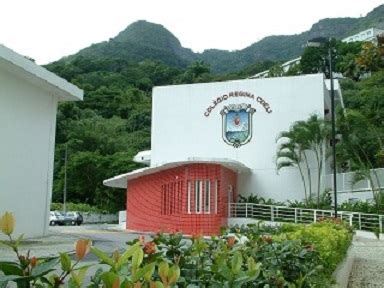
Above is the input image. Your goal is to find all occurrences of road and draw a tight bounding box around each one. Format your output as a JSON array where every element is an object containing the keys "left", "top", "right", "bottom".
[
  {"left": 48, "top": 224, "right": 155, "bottom": 284},
  {"left": 0, "top": 224, "right": 155, "bottom": 285},
  {"left": 49, "top": 224, "right": 153, "bottom": 259}
]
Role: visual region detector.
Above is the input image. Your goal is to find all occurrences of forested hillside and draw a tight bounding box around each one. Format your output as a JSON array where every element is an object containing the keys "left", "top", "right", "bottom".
[{"left": 47, "top": 4, "right": 384, "bottom": 212}]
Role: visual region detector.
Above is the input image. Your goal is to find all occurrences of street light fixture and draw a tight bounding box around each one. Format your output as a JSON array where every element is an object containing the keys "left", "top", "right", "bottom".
[{"left": 307, "top": 37, "right": 338, "bottom": 218}]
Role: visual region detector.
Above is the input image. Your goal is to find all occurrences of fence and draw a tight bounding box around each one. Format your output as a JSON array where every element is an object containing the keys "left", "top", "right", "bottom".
[
  {"left": 82, "top": 213, "right": 118, "bottom": 224},
  {"left": 322, "top": 168, "right": 384, "bottom": 194},
  {"left": 228, "top": 203, "right": 384, "bottom": 233}
]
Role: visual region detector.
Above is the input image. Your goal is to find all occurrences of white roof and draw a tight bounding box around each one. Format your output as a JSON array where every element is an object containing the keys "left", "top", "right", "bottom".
[
  {"left": 0, "top": 44, "right": 83, "bottom": 101},
  {"left": 103, "top": 157, "right": 251, "bottom": 189}
]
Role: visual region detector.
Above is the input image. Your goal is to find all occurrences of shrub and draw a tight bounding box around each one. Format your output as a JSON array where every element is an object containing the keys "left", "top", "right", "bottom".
[{"left": 284, "top": 219, "right": 353, "bottom": 272}]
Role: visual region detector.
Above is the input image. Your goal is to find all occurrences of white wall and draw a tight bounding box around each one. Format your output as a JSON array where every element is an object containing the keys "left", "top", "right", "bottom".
[
  {"left": 0, "top": 68, "right": 57, "bottom": 238},
  {"left": 151, "top": 74, "right": 326, "bottom": 203}
]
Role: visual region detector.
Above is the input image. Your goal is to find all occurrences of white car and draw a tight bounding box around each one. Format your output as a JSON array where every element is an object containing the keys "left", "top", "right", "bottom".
[
  {"left": 64, "top": 211, "right": 83, "bottom": 226},
  {"left": 49, "top": 211, "right": 65, "bottom": 225}
]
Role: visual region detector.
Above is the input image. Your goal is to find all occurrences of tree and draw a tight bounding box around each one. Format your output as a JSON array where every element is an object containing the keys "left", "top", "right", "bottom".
[
  {"left": 300, "top": 46, "right": 327, "bottom": 75},
  {"left": 356, "top": 42, "right": 383, "bottom": 73},
  {"left": 268, "top": 64, "right": 284, "bottom": 77},
  {"left": 338, "top": 53, "right": 361, "bottom": 81},
  {"left": 284, "top": 64, "right": 301, "bottom": 76},
  {"left": 300, "top": 40, "right": 364, "bottom": 79},
  {"left": 276, "top": 126, "right": 312, "bottom": 204},
  {"left": 295, "top": 115, "right": 330, "bottom": 207},
  {"left": 337, "top": 109, "right": 384, "bottom": 212},
  {"left": 276, "top": 115, "right": 330, "bottom": 207},
  {"left": 178, "top": 61, "right": 211, "bottom": 83}
]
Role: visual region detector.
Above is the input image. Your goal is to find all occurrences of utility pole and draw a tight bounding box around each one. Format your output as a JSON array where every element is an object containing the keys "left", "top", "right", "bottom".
[{"left": 63, "top": 143, "right": 68, "bottom": 213}]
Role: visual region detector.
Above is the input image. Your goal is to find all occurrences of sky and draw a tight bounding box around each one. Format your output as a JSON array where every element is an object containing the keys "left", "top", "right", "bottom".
[{"left": 1, "top": 0, "right": 383, "bottom": 64}]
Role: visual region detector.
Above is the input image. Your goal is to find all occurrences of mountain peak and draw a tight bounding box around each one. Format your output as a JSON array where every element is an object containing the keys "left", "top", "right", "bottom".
[
  {"left": 114, "top": 20, "right": 183, "bottom": 52},
  {"left": 60, "top": 5, "right": 384, "bottom": 74}
]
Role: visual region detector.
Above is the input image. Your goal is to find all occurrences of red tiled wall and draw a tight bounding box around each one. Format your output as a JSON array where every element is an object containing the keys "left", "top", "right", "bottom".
[{"left": 126, "top": 164, "right": 237, "bottom": 235}]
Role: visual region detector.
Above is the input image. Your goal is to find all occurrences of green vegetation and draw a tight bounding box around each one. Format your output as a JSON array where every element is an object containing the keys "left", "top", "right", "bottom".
[
  {"left": 48, "top": 58, "right": 177, "bottom": 212},
  {"left": 282, "top": 220, "right": 352, "bottom": 272},
  {"left": 238, "top": 194, "right": 384, "bottom": 217},
  {"left": 50, "top": 202, "right": 110, "bottom": 214},
  {"left": 0, "top": 212, "right": 352, "bottom": 287}
]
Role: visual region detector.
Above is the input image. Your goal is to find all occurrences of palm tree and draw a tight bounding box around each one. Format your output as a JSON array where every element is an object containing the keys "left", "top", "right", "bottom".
[
  {"left": 276, "top": 114, "right": 330, "bottom": 207},
  {"left": 339, "top": 53, "right": 361, "bottom": 81},
  {"left": 295, "top": 115, "right": 330, "bottom": 207},
  {"left": 276, "top": 129, "right": 311, "bottom": 205}
]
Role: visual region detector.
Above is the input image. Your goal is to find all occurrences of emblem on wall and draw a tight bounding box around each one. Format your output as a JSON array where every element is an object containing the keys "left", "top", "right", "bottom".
[{"left": 220, "top": 104, "right": 256, "bottom": 148}]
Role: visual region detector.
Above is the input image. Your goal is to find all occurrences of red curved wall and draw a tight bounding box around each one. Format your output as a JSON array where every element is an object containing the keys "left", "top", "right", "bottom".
[{"left": 126, "top": 163, "right": 237, "bottom": 235}]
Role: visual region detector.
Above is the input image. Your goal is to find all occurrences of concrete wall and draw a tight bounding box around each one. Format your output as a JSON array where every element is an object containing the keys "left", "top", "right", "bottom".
[
  {"left": 0, "top": 67, "right": 57, "bottom": 238},
  {"left": 151, "top": 75, "right": 327, "bottom": 203}
]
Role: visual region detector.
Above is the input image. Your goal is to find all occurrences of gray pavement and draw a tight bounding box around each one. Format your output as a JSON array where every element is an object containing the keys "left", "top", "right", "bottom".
[
  {"left": 348, "top": 235, "right": 384, "bottom": 288},
  {"left": 0, "top": 224, "right": 152, "bottom": 261}
]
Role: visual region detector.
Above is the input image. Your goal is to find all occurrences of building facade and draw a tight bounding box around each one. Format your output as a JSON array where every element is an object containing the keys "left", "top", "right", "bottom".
[
  {"left": 105, "top": 74, "right": 339, "bottom": 235},
  {"left": 0, "top": 45, "right": 83, "bottom": 238}
]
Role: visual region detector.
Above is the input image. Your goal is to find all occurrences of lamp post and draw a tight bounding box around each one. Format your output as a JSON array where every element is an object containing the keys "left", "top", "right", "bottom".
[
  {"left": 63, "top": 143, "right": 68, "bottom": 213},
  {"left": 307, "top": 37, "right": 338, "bottom": 218}
]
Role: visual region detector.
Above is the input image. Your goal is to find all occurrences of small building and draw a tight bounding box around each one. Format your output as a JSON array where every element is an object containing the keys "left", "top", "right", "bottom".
[
  {"left": 342, "top": 27, "right": 384, "bottom": 44},
  {"left": 0, "top": 45, "right": 83, "bottom": 238},
  {"left": 104, "top": 74, "right": 342, "bottom": 235},
  {"left": 250, "top": 57, "right": 301, "bottom": 79}
]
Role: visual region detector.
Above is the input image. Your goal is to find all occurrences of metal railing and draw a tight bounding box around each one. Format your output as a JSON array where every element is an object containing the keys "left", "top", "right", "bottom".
[
  {"left": 322, "top": 168, "right": 384, "bottom": 194},
  {"left": 229, "top": 203, "right": 384, "bottom": 233}
]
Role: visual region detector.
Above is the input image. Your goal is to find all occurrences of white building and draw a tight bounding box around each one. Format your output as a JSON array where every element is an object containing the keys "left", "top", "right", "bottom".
[
  {"left": 342, "top": 27, "right": 384, "bottom": 44},
  {"left": 0, "top": 45, "right": 83, "bottom": 238},
  {"left": 250, "top": 57, "right": 301, "bottom": 79},
  {"left": 104, "top": 74, "right": 340, "bottom": 235}
]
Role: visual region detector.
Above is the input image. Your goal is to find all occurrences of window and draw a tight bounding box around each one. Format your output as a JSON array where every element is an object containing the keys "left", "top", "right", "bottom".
[
  {"left": 228, "top": 185, "right": 233, "bottom": 203},
  {"left": 195, "top": 180, "right": 202, "bottom": 213},
  {"left": 187, "top": 181, "right": 191, "bottom": 214},
  {"left": 204, "top": 180, "right": 210, "bottom": 213},
  {"left": 161, "top": 181, "right": 183, "bottom": 215},
  {"left": 215, "top": 180, "right": 219, "bottom": 214},
  {"left": 186, "top": 179, "right": 218, "bottom": 214}
]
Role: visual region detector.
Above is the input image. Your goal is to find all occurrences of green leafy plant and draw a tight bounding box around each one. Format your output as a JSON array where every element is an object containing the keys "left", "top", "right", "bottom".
[{"left": 0, "top": 212, "right": 91, "bottom": 287}]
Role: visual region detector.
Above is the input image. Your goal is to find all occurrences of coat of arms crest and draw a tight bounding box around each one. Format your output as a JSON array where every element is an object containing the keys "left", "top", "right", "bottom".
[{"left": 220, "top": 104, "right": 256, "bottom": 148}]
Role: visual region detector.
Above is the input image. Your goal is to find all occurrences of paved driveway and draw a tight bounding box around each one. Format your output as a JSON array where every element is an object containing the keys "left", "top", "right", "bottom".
[
  {"left": 0, "top": 224, "right": 154, "bottom": 285},
  {"left": 49, "top": 224, "right": 153, "bottom": 259}
]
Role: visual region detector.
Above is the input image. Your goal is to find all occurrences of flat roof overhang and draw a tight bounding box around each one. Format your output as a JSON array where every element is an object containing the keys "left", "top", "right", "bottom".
[
  {"left": 0, "top": 44, "right": 83, "bottom": 101},
  {"left": 103, "top": 157, "right": 251, "bottom": 189}
]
